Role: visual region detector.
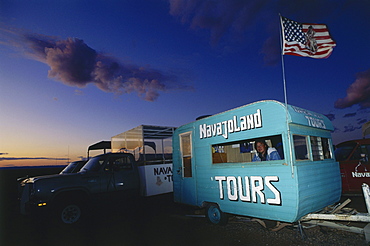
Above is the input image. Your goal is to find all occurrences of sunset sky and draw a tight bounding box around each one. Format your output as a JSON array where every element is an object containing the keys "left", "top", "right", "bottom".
[{"left": 1, "top": 0, "right": 369, "bottom": 167}]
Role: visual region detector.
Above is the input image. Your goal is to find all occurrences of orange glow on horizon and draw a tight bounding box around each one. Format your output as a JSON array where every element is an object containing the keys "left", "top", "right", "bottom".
[{"left": 0, "top": 158, "right": 70, "bottom": 168}]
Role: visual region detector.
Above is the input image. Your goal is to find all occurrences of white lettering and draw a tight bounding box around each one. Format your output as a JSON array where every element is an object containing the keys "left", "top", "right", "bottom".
[
  {"left": 206, "top": 125, "right": 212, "bottom": 138},
  {"left": 217, "top": 122, "right": 222, "bottom": 135},
  {"left": 240, "top": 116, "right": 247, "bottom": 130},
  {"left": 222, "top": 121, "right": 228, "bottom": 139},
  {"left": 200, "top": 124, "right": 206, "bottom": 139},
  {"left": 265, "top": 176, "right": 281, "bottom": 205},
  {"left": 227, "top": 176, "right": 238, "bottom": 201},
  {"left": 238, "top": 176, "right": 250, "bottom": 202},
  {"left": 211, "top": 124, "right": 217, "bottom": 137},
  {"left": 246, "top": 114, "right": 254, "bottom": 129},
  {"left": 352, "top": 172, "right": 370, "bottom": 178},
  {"left": 305, "top": 116, "right": 326, "bottom": 129},
  {"left": 199, "top": 109, "right": 263, "bottom": 139},
  {"left": 215, "top": 176, "right": 226, "bottom": 199},
  {"left": 254, "top": 109, "right": 262, "bottom": 128},
  {"left": 233, "top": 116, "right": 241, "bottom": 132},
  {"left": 216, "top": 175, "right": 281, "bottom": 205},
  {"left": 227, "top": 120, "right": 234, "bottom": 134},
  {"left": 251, "top": 176, "right": 265, "bottom": 203}
]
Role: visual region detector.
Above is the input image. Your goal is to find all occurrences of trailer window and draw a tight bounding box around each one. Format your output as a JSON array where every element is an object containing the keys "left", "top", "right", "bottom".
[
  {"left": 294, "top": 135, "right": 333, "bottom": 161},
  {"left": 293, "top": 135, "right": 309, "bottom": 160},
  {"left": 212, "top": 135, "right": 284, "bottom": 164},
  {"left": 310, "top": 136, "right": 332, "bottom": 160}
]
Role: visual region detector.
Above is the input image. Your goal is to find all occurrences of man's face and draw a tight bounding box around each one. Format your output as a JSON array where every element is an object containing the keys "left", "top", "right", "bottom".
[{"left": 256, "top": 142, "right": 267, "bottom": 154}]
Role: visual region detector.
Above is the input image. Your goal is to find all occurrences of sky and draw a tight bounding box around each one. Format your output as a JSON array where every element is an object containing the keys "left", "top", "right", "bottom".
[{"left": 0, "top": 0, "right": 369, "bottom": 167}]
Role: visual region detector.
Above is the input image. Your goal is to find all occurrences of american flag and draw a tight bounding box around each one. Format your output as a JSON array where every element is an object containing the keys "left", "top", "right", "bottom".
[{"left": 281, "top": 16, "right": 336, "bottom": 59}]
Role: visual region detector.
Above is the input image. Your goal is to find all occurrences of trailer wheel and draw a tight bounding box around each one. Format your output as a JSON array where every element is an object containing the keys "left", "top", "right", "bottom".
[{"left": 206, "top": 204, "right": 228, "bottom": 225}]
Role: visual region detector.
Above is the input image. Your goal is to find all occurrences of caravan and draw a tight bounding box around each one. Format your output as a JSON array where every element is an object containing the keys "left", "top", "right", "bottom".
[{"left": 172, "top": 100, "right": 341, "bottom": 224}]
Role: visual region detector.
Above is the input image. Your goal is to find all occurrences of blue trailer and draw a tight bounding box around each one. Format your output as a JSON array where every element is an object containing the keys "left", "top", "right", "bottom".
[{"left": 172, "top": 100, "right": 341, "bottom": 224}]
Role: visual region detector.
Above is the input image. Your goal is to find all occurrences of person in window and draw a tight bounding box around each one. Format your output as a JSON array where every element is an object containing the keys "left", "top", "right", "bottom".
[{"left": 252, "top": 140, "right": 281, "bottom": 161}]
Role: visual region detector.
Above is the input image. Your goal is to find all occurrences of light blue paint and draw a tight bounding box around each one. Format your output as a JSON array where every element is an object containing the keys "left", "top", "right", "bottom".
[{"left": 172, "top": 100, "right": 341, "bottom": 223}]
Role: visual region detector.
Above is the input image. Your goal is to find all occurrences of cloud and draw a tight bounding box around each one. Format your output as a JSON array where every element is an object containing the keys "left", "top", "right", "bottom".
[
  {"left": 357, "top": 118, "right": 367, "bottom": 125},
  {"left": 2, "top": 29, "right": 192, "bottom": 101},
  {"left": 169, "top": 0, "right": 269, "bottom": 45},
  {"left": 343, "top": 112, "right": 356, "bottom": 118},
  {"left": 167, "top": 0, "right": 347, "bottom": 65},
  {"left": 324, "top": 113, "right": 335, "bottom": 121},
  {"left": 335, "top": 69, "right": 370, "bottom": 109},
  {"left": 74, "top": 89, "right": 84, "bottom": 95},
  {"left": 343, "top": 124, "right": 362, "bottom": 133}
]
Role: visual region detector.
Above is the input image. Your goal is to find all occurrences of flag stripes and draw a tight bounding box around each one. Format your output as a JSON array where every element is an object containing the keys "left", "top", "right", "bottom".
[{"left": 281, "top": 16, "right": 336, "bottom": 59}]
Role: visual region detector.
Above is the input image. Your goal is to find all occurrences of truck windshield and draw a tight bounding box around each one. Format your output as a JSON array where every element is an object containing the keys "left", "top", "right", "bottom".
[
  {"left": 60, "top": 161, "right": 86, "bottom": 174},
  {"left": 80, "top": 156, "right": 105, "bottom": 172},
  {"left": 334, "top": 143, "right": 356, "bottom": 161}
]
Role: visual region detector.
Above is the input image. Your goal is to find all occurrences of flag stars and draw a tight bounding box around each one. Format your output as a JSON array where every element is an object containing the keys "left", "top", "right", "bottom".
[{"left": 283, "top": 17, "right": 306, "bottom": 44}]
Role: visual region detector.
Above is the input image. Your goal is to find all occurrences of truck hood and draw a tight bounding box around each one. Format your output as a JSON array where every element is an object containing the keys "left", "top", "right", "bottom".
[{"left": 23, "top": 173, "right": 82, "bottom": 184}]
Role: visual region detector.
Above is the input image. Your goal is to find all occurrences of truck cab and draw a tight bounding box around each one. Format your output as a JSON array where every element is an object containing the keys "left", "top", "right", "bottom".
[{"left": 19, "top": 153, "right": 139, "bottom": 224}]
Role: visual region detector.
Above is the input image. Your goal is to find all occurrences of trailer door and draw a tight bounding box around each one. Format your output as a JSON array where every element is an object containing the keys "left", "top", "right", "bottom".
[{"left": 177, "top": 131, "right": 197, "bottom": 205}]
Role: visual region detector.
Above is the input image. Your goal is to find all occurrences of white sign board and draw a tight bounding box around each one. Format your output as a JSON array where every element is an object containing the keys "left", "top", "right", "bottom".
[{"left": 138, "top": 163, "right": 173, "bottom": 196}]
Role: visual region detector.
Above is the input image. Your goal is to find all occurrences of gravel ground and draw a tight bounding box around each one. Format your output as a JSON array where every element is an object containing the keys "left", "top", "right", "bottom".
[{"left": 1, "top": 167, "right": 368, "bottom": 246}]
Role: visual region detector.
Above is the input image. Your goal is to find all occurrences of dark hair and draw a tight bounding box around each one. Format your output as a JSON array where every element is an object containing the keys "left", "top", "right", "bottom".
[{"left": 254, "top": 139, "right": 268, "bottom": 150}]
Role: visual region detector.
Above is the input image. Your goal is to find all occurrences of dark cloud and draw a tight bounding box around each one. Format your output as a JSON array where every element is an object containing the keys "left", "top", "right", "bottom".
[
  {"left": 335, "top": 69, "right": 370, "bottom": 109},
  {"left": 168, "top": 0, "right": 347, "bottom": 65},
  {"left": 332, "top": 127, "right": 340, "bottom": 133},
  {"left": 343, "top": 112, "right": 356, "bottom": 118},
  {"left": 343, "top": 124, "right": 362, "bottom": 133},
  {"left": 4, "top": 30, "right": 192, "bottom": 101},
  {"left": 357, "top": 118, "right": 367, "bottom": 125},
  {"left": 169, "top": 0, "right": 269, "bottom": 45},
  {"left": 0, "top": 153, "right": 9, "bottom": 155},
  {"left": 324, "top": 113, "right": 335, "bottom": 121}
]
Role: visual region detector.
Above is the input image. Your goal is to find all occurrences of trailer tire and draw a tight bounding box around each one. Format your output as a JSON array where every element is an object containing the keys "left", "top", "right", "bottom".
[{"left": 206, "top": 204, "right": 228, "bottom": 225}]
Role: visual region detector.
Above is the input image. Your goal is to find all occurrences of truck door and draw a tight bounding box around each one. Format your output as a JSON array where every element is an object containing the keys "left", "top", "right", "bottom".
[
  {"left": 345, "top": 143, "right": 370, "bottom": 192},
  {"left": 102, "top": 154, "right": 140, "bottom": 194},
  {"left": 176, "top": 131, "right": 197, "bottom": 205},
  {"left": 336, "top": 141, "right": 370, "bottom": 193}
]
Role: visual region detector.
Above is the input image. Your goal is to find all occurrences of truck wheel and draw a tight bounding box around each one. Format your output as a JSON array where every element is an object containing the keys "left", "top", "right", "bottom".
[
  {"left": 60, "top": 203, "right": 82, "bottom": 224},
  {"left": 206, "top": 204, "right": 228, "bottom": 225},
  {"left": 54, "top": 199, "right": 85, "bottom": 225}
]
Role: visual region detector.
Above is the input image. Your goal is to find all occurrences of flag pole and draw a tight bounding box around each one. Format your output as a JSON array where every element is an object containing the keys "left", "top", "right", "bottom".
[
  {"left": 279, "top": 14, "right": 294, "bottom": 178},
  {"left": 279, "top": 14, "right": 288, "bottom": 107}
]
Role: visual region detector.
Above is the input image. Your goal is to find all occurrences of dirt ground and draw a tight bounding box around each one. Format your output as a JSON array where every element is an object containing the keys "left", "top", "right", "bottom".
[{"left": 1, "top": 167, "right": 368, "bottom": 246}]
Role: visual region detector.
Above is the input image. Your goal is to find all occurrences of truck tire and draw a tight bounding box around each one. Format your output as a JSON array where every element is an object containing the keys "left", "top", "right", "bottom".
[
  {"left": 205, "top": 204, "right": 228, "bottom": 225},
  {"left": 53, "top": 197, "right": 86, "bottom": 225}
]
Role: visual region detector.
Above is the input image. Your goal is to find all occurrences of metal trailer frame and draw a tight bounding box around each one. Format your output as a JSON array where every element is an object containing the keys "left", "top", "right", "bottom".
[{"left": 299, "top": 183, "right": 370, "bottom": 242}]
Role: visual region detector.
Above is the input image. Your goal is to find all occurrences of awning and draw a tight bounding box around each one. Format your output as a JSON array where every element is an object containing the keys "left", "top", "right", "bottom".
[{"left": 87, "top": 141, "right": 111, "bottom": 158}]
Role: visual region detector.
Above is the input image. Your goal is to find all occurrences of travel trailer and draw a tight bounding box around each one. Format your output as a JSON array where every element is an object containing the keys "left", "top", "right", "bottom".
[{"left": 172, "top": 100, "right": 341, "bottom": 224}]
